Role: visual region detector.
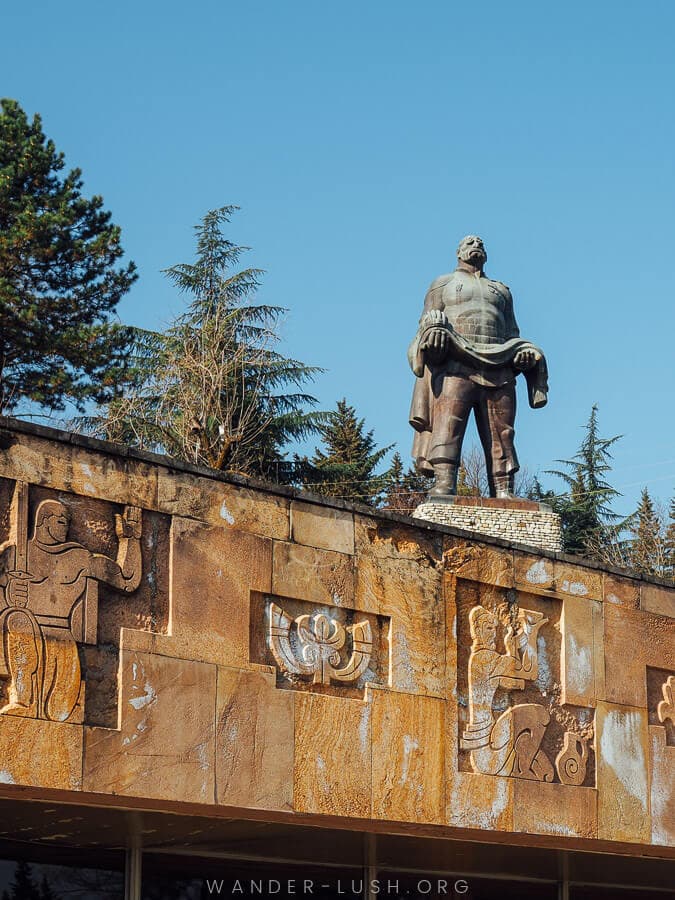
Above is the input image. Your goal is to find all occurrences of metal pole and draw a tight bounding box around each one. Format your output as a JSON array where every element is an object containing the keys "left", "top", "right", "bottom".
[
  {"left": 364, "top": 833, "right": 377, "bottom": 900},
  {"left": 124, "top": 845, "right": 142, "bottom": 900}
]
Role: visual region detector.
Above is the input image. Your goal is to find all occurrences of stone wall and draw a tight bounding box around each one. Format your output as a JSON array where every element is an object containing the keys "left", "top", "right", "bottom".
[
  {"left": 0, "top": 419, "right": 672, "bottom": 856},
  {"left": 414, "top": 497, "right": 563, "bottom": 552}
]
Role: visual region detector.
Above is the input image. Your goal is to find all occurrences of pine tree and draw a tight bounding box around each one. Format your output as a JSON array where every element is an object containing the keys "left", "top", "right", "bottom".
[
  {"left": 665, "top": 496, "right": 675, "bottom": 580},
  {"left": 38, "top": 876, "right": 58, "bottom": 900},
  {"left": 300, "top": 399, "right": 392, "bottom": 505},
  {"left": 0, "top": 99, "right": 136, "bottom": 414},
  {"left": 630, "top": 488, "right": 665, "bottom": 577},
  {"left": 382, "top": 451, "right": 405, "bottom": 510},
  {"left": 84, "top": 207, "right": 323, "bottom": 477},
  {"left": 546, "top": 405, "right": 623, "bottom": 557},
  {"left": 8, "top": 860, "right": 40, "bottom": 900}
]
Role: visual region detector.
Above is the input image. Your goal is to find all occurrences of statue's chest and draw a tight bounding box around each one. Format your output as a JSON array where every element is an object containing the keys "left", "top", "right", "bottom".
[{"left": 440, "top": 278, "right": 507, "bottom": 317}]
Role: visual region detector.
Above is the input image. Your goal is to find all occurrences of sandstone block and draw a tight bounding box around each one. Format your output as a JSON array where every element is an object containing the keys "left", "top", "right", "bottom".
[
  {"left": 294, "top": 692, "right": 371, "bottom": 818},
  {"left": 553, "top": 562, "right": 602, "bottom": 601},
  {"left": 356, "top": 554, "right": 445, "bottom": 696},
  {"left": 513, "top": 780, "right": 597, "bottom": 839},
  {"left": 272, "top": 541, "right": 355, "bottom": 608},
  {"left": 0, "top": 716, "right": 82, "bottom": 792},
  {"left": 603, "top": 573, "right": 640, "bottom": 610},
  {"left": 596, "top": 701, "right": 650, "bottom": 843},
  {"left": 291, "top": 501, "right": 354, "bottom": 554},
  {"left": 561, "top": 595, "right": 602, "bottom": 707},
  {"left": 83, "top": 649, "right": 216, "bottom": 804},
  {"left": 371, "top": 690, "right": 444, "bottom": 824},
  {"left": 354, "top": 516, "right": 443, "bottom": 563},
  {"left": 216, "top": 667, "right": 294, "bottom": 812},
  {"left": 443, "top": 538, "right": 513, "bottom": 588},
  {"left": 603, "top": 604, "right": 675, "bottom": 708},
  {"left": 641, "top": 583, "right": 675, "bottom": 619},
  {"left": 157, "top": 470, "right": 289, "bottom": 540},
  {"left": 514, "top": 553, "right": 554, "bottom": 592},
  {"left": 649, "top": 725, "right": 675, "bottom": 845}
]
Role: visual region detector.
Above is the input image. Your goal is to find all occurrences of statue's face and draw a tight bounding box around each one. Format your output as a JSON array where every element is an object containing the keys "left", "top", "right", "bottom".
[
  {"left": 457, "top": 235, "right": 487, "bottom": 267},
  {"left": 37, "top": 503, "right": 71, "bottom": 544}
]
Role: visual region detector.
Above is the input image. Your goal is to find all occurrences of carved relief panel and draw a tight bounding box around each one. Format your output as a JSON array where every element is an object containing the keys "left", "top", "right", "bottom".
[
  {"left": 0, "top": 479, "right": 170, "bottom": 726},
  {"left": 648, "top": 667, "right": 675, "bottom": 745},
  {"left": 456, "top": 580, "right": 595, "bottom": 786},
  {"left": 250, "top": 593, "right": 390, "bottom": 697}
]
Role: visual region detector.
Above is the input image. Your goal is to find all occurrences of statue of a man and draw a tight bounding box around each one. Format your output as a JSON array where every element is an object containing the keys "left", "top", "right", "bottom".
[{"left": 408, "top": 235, "right": 548, "bottom": 498}]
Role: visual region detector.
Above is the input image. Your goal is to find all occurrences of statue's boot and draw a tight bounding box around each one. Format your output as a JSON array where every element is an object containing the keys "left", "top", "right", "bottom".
[
  {"left": 494, "top": 474, "right": 516, "bottom": 500},
  {"left": 428, "top": 463, "right": 458, "bottom": 498}
]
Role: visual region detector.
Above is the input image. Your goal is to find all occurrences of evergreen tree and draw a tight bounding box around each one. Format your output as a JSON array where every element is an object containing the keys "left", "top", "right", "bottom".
[
  {"left": 665, "top": 496, "right": 675, "bottom": 579},
  {"left": 8, "top": 860, "right": 40, "bottom": 900},
  {"left": 38, "top": 876, "right": 58, "bottom": 900},
  {"left": 300, "top": 399, "right": 392, "bottom": 505},
  {"left": 382, "top": 451, "right": 406, "bottom": 511},
  {"left": 0, "top": 99, "right": 136, "bottom": 414},
  {"left": 85, "top": 207, "right": 323, "bottom": 477},
  {"left": 546, "top": 405, "right": 623, "bottom": 557},
  {"left": 630, "top": 488, "right": 665, "bottom": 577}
]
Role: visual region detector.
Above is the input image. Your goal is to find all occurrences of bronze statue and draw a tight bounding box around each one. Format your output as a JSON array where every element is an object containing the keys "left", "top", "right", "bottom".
[{"left": 408, "top": 235, "right": 548, "bottom": 498}]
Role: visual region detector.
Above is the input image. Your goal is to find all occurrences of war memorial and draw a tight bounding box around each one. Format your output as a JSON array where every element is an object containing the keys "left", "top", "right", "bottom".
[{"left": 0, "top": 237, "right": 672, "bottom": 898}]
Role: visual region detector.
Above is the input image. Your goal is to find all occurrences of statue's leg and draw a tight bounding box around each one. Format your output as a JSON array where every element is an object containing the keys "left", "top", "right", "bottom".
[
  {"left": 41, "top": 626, "right": 82, "bottom": 723},
  {"left": 0, "top": 610, "right": 40, "bottom": 716},
  {"left": 475, "top": 383, "right": 519, "bottom": 498},
  {"left": 427, "top": 376, "right": 475, "bottom": 496}
]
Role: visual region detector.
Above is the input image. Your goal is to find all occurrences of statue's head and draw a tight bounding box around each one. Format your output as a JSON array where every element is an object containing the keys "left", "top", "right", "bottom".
[
  {"left": 469, "top": 605, "right": 497, "bottom": 650},
  {"left": 34, "top": 500, "right": 71, "bottom": 545},
  {"left": 457, "top": 234, "right": 487, "bottom": 268}
]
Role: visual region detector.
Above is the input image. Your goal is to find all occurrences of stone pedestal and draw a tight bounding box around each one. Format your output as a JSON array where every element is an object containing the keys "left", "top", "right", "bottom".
[{"left": 413, "top": 496, "right": 563, "bottom": 552}]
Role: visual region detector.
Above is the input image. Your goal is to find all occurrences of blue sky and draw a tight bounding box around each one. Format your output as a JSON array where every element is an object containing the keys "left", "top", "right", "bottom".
[{"left": 3, "top": 1, "right": 675, "bottom": 515}]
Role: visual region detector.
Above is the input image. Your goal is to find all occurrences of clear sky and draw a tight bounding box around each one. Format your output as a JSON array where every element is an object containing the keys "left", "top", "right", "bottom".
[{"left": 3, "top": 0, "right": 675, "bottom": 515}]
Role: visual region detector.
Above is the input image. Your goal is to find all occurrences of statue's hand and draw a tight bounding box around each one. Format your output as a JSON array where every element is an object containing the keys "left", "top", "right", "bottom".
[
  {"left": 513, "top": 348, "right": 539, "bottom": 371},
  {"left": 115, "top": 506, "right": 142, "bottom": 541},
  {"left": 422, "top": 326, "right": 450, "bottom": 358}
]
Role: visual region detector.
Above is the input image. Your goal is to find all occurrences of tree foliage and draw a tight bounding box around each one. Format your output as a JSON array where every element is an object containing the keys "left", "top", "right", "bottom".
[
  {"left": 85, "top": 207, "right": 323, "bottom": 477},
  {"left": 298, "top": 399, "right": 392, "bottom": 505},
  {"left": 381, "top": 451, "right": 433, "bottom": 514},
  {"left": 544, "top": 404, "right": 623, "bottom": 557},
  {"left": 0, "top": 98, "right": 136, "bottom": 414}
]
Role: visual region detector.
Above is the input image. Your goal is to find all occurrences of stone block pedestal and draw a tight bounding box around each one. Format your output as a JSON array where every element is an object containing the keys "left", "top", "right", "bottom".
[{"left": 413, "top": 496, "right": 563, "bottom": 552}]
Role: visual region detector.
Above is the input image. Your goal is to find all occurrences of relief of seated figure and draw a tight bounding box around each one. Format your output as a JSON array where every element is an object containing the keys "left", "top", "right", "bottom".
[
  {"left": 461, "top": 603, "right": 554, "bottom": 782},
  {"left": 0, "top": 494, "right": 142, "bottom": 723}
]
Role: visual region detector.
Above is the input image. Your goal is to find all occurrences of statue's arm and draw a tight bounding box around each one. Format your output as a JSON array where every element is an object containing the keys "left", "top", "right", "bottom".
[
  {"left": 87, "top": 507, "right": 142, "bottom": 593},
  {"left": 503, "top": 287, "right": 520, "bottom": 339}
]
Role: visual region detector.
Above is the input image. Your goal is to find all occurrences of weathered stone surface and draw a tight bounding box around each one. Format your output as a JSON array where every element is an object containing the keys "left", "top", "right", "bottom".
[
  {"left": 0, "top": 433, "right": 159, "bottom": 508},
  {"left": 649, "top": 725, "right": 675, "bottom": 845},
  {"left": 561, "top": 595, "right": 602, "bottom": 707},
  {"left": 294, "top": 692, "right": 371, "bottom": 818},
  {"left": 83, "top": 649, "right": 216, "bottom": 803},
  {"left": 216, "top": 667, "right": 293, "bottom": 811},
  {"left": 603, "top": 573, "right": 640, "bottom": 610},
  {"left": 272, "top": 541, "right": 354, "bottom": 608},
  {"left": 157, "top": 470, "right": 289, "bottom": 540},
  {"left": 604, "top": 604, "right": 675, "bottom": 708},
  {"left": 513, "top": 780, "right": 597, "bottom": 839},
  {"left": 371, "top": 690, "right": 444, "bottom": 824},
  {"left": 443, "top": 538, "right": 513, "bottom": 587},
  {"left": 355, "top": 515, "right": 444, "bottom": 563},
  {"left": 123, "top": 518, "right": 271, "bottom": 668},
  {"left": 596, "top": 702, "right": 650, "bottom": 843},
  {"left": 0, "top": 716, "right": 82, "bottom": 791},
  {"left": 553, "top": 562, "right": 602, "bottom": 601},
  {"left": 514, "top": 553, "right": 554, "bottom": 592},
  {"left": 642, "top": 583, "right": 675, "bottom": 619},
  {"left": 356, "top": 554, "right": 444, "bottom": 696},
  {"left": 447, "top": 772, "right": 514, "bottom": 831},
  {"left": 291, "top": 501, "right": 354, "bottom": 555}
]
